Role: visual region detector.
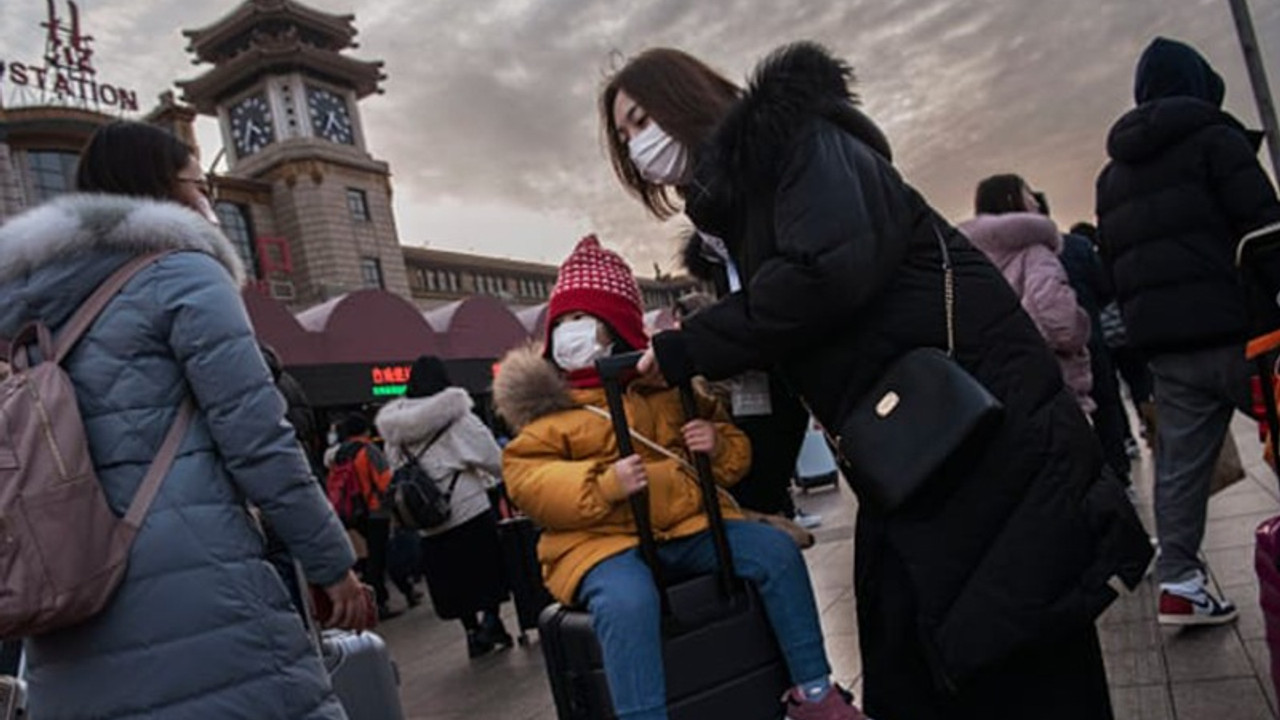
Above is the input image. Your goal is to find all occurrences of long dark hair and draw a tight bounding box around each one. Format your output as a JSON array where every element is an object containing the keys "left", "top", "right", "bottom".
[
  {"left": 77, "top": 121, "right": 192, "bottom": 201},
  {"left": 600, "top": 49, "right": 740, "bottom": 219},
  {"left": 974, "top": 173, "right": 1030, "bottom": 216}
]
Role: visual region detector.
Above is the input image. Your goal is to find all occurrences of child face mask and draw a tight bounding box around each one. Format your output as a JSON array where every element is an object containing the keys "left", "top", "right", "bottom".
[
  {"left": 552, "top": 317, "right": 613, "bottom": 372},
  {"left": 627, "top": 122, "right": 690, "bottom": 186}
]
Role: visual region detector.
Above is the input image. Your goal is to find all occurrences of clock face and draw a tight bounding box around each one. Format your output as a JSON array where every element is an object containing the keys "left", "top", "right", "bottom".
[
  {"left": 229, "top": 93, "right": 275, "bottom": 158},
  {"left": 307, "top": 85, "right": 355, "bottom": 145}
]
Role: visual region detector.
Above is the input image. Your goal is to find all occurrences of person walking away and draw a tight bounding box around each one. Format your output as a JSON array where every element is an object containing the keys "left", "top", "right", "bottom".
[
  {"left": 1073, "top": 221, "right": 1151, "bottom": 457},
  {"left": 261, "top": 342, "right": 323, "bottom": 473},
  {"left": 959, "top": 174, "right": 1095, "bottom": 414},
  {"left": 375, "top": 356, "right": 515, "bottom": 659},
  {"left": 330, "top": 414, "right": 410, "bottom": 620},
  {"left": 602, "top": 43, "right": 1152, "bottom": 719},
  {"left": 0, "top": 120, "right": 365, "bottom": 719},
  {"left": 1096, "top": 36, "right": 1280, "bottom": 625}
]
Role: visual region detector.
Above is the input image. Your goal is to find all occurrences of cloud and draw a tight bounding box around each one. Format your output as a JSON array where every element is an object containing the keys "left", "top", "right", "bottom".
[{"left": 4, "top": 0, "right": 1278, "bottom": 275}]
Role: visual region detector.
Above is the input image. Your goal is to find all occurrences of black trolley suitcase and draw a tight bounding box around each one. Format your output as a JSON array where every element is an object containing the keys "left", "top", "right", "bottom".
[
  {"left": 537, "top": 352, "right": 791, "bottom": 720},
  {"left": 497, "top": 514, "right": 555, "bottom": 644}
]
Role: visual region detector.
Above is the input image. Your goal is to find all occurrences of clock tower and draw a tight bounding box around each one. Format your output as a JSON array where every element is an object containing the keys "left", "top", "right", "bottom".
[{"left": 178, "top": 0, "right": 410, "bottom": 305}]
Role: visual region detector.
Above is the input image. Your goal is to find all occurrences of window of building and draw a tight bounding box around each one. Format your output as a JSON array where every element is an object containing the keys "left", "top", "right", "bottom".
[
  {"left": 360, "top": 257, "right": 384, "bottom": 289},
  {"left": 346, "top": 188, "right": 371, "bottom": 222},
  {"left": 27, "top": 150, "right": 79, "bottom": 202},
  {"left": 213, "top": 202, "right": 259, "bottom": 280}
]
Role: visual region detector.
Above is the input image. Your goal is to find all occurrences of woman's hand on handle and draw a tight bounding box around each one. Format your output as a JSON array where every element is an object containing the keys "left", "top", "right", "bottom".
[
  {"left": 323, "top": 570, "right": 373, "bottom": 631},
  {"left": 637, "top": 347, "right": 660, "bottom": 379}
]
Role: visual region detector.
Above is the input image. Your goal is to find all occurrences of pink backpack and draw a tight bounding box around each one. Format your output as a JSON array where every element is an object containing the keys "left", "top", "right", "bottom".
[{"left": 0, "top": 253, "right": 194, "bottom": 639}]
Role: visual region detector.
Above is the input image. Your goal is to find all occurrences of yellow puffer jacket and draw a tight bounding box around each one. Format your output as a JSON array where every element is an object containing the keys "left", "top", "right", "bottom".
[{"left": 493, "top": 345, "right": 751, "bottom": 604}]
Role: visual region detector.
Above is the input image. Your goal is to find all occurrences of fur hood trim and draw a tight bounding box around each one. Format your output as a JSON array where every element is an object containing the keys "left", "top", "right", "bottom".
[
  {"left": 493, "top": 342, "right": 576, "bottom": 431},
  {"left": 715, "top": 42, "right": 892, "bottom": 188},
  {"left": 0, "top": 193, "right": 246, "bottom": 286},
  {"left": 375, "top": 387, "right": 473, "bottom": 448},
  {"left": 959, "top": 213, "right": 1063, "bottom": 255}
]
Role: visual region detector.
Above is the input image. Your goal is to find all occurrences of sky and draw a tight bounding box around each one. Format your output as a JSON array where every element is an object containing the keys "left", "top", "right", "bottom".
[{"left": 2, "top": 0, "right": 1278, "bottom": 277}]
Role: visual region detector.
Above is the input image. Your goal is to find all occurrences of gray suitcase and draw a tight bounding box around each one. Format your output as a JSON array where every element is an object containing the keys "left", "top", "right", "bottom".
[
  {"left": 322, "top": 629, "right": 404, "bottom": 720},
  {"left": 0, "top": 644, "right": 25, "bottom": 720},
  {"left": 294, "top": 562, "right": 405, "bottom": 720}
]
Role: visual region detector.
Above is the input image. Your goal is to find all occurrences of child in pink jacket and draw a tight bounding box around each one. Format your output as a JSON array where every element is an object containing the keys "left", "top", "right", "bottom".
[{"left": 960, "top": 174, "right": 1094, "bottom": 413}]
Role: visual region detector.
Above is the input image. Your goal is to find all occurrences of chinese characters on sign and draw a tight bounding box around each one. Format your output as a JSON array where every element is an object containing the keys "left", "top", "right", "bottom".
[
  {"left": 370, "top": 365, "right": 413, "bottom": 397},
  {"left": 0, "top": 0, "right": 140, "bottom": 112}
]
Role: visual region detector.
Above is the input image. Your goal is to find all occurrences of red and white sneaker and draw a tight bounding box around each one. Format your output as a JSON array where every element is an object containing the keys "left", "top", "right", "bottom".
[
  {"left": 783, "top": 686, "right": 869, "bottom": 720},
  {"left": 1157, "top": 574, "right": 1237, "bottom": 626}
]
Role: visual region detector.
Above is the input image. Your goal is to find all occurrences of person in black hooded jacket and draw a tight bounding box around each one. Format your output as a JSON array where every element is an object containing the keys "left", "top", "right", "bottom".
[
  {"left": 1096, "top": 37, "right": 1280, "bottom": 627},
  {"left": 600, "top": 42, "right": 1152, "bottom": 720}
]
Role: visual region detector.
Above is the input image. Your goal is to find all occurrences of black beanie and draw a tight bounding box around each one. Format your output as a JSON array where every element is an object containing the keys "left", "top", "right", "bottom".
[
  {"left": 338, "top": 413, "right": 370, "bottom": 440},
  {"left": 405, "top": 356, "right": 451, "bottom": 398}
]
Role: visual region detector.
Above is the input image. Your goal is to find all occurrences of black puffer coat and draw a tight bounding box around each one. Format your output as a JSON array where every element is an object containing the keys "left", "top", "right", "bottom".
[
  {"left": 652, "top": 43, "right": 1150, "bottom": 719},
  {"left": 1096, "top": 37, "right": 1280, "bottom": 353}
]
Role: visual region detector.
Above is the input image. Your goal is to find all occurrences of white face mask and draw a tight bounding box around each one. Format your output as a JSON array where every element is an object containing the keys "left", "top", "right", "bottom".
[
  {"left": 552, "top": 318, "right": 612, "bottom": 372},
  {"left": 628, "top": 121, "right": 689, "bottom": 186},
  {"left": 327, "top": 430, "right": 339, "bottom": 446}
]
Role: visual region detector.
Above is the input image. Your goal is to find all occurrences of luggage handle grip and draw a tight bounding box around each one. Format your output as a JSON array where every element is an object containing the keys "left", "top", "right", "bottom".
[
  {"left": 597, "top": 352, "right": 671, "bottom": 617},
  {"left": 595, "top": 353, "right": 740, "bottom": 610},
  {"left": 1245, "top": 249, "right": 1280, "bottom": 485}
]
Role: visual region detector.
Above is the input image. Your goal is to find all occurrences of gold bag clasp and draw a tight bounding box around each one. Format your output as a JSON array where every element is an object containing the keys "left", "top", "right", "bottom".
[{"left": 875, "top": 391, "right": 900, "bottom": 418}]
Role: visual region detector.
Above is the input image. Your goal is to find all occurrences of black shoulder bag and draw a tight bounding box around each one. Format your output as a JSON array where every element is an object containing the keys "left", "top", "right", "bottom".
[{"left": 824, "top": 227, "right": 1004, "bottom": 511}]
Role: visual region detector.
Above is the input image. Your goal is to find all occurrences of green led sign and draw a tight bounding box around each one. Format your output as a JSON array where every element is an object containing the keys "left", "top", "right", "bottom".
[{"left": 372, "top": 385, "right": 406, "bottom": 397}]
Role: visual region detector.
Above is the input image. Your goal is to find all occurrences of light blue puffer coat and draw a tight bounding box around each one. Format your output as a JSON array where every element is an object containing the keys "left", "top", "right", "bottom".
[{"left": 0, "top": 194, "right": 356, "bottom": 719}]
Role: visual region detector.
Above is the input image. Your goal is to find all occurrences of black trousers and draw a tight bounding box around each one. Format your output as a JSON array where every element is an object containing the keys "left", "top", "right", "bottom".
[
  {"left": 728, "top": 377, "right": 809, "bottom": 517},
  {"left": 1089, "top": 339, "right": 1132, "bottom": 482},
  {"left": 361, "top": 517, "right": 400, "bottom": 607}
]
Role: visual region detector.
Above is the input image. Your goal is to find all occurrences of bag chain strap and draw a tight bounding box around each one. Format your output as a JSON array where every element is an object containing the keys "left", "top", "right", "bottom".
[
  {"left": 795, "top": 225, "right": 957, "bottom": 462},
  {"left": 934, "top": 225, "right": 957, "bottom": 358}
]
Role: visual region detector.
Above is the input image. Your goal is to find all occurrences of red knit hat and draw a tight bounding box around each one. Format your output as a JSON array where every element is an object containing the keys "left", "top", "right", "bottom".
[{"left": 545, "top": 235, "right": 648, "bottom": 353}]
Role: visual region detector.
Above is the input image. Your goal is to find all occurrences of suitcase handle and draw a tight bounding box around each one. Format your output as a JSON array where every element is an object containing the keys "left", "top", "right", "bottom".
[
  {"left": 1241, "top": 227, "right": 1280, "bottom": 483},
  {"left": 595, "top": 353, "right": 739, "bottom": 608}
]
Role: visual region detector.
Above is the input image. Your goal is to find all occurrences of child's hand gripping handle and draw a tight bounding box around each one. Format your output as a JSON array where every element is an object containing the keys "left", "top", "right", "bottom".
[{"left": 677, "top": 383, "right": 738, "bottom": 597}]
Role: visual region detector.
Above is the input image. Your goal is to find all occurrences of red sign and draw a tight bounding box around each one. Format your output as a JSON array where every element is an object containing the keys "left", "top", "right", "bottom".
[
  {"left": 256, "top": 236, "right": 293, "bottom": 275},
  {"left": 371, "top": 365, "right": 413, "bottom": 386}
]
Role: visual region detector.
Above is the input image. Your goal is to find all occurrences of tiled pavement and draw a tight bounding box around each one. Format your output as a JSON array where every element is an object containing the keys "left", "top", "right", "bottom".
[{"left": 378, "top": 414, "right": 1280, "bottom": 719}]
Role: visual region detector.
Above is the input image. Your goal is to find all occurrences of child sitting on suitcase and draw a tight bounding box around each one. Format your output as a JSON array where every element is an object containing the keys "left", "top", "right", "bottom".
[{"left": 494, "top": 237, "right": 866, "bottom": 720}]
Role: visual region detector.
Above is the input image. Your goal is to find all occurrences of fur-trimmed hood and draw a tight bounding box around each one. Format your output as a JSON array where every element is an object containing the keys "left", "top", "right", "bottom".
[
  {"left": 683, "top": 41, "right": 893, "bottom": 259},
  {"left": 492, "top": 343, "right": 575, "bottom": 431},
  {"left": 0, "top": 193, "right": 246, "bottom": 286},
  {"left": 721, "top": 41, "right": 892, "bottom": 169},
  {"left": 375, "top": 387, "right": 473, "bottom": 447},
  {"left": 959, "top": 212, "right": 1063, "bottom": 257}
]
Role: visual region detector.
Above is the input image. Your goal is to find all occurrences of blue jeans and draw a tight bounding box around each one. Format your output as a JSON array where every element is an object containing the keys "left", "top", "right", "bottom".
[{"left": 577, "top": 520, "right": 831, "bottom": 720}]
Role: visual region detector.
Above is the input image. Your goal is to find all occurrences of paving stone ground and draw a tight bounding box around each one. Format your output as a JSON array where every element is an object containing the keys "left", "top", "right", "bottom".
[{"left": 378, "top": 413, "right": 1280, "bottom": 719}]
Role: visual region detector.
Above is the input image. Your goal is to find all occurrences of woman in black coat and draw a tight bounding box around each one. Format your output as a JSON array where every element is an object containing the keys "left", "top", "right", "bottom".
[{"left": 601, "top": 42, "right": 1152, "bottom": 719}]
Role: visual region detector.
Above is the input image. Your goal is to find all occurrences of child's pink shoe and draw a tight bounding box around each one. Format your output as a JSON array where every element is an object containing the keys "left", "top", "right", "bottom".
[{"left": 783, "top": 686, "right": 869, "bottom": 720}]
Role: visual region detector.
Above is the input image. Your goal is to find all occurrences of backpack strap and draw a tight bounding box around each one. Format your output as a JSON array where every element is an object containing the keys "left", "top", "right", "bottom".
[
  {"left": 55, "top": 252, "right": 174, "bottom": 364},
  {"left": 124, "top": 397, "right": 196, "bottom": 528}
]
